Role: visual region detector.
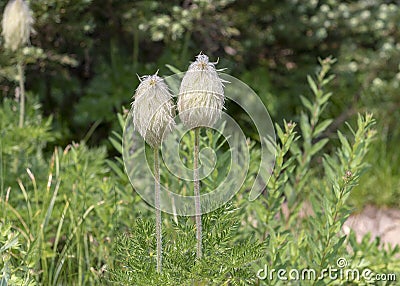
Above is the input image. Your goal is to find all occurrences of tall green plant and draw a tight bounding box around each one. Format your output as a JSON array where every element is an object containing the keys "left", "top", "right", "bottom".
[{"left": 1, "top": 0, "right": 34, "bottom": 127}]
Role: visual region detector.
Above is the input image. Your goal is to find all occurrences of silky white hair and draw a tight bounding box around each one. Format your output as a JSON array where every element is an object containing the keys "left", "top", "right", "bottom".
[
  {"left": 133, "top": 74, "right": 175, "bottom": 148},
  {"left": 2, "top": 0, "right": 34, "bottom": 51},
  {"left": 178, "top": 53, "right": 225, "bottom": 129}
]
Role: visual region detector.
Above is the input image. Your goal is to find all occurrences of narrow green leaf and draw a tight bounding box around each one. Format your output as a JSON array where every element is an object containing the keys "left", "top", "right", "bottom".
[
  {"left": 281, "top": 156, "right": 296, "bottom": 170},
  {"left": 106, "top": 159, "right": 126, "bottom": 179},
  {"left": 165, "top": 64, "right": 182, "bottom": 74},
  {"left": 344, "top": 122, "right": 356, "bottom": 136},
  {"left": 117, "top": 113, "right": 126, "bottom": 130},
  {"left": 337, "top": 131, "right": 351, "bottom": 159},
  {"left": 111, "top": 130, "right": 122, "bottom": 141},
  {"left": 307, "top": 75, "right": 318, "bottom": 96},
  {"left": 321, "top": 74, "right": 335, "bottom": 86},
  {"left": 43, "top": 180, "right": 61, "bottom": 230},
  {"left": 0, "top": 236, "right": 18, "bottom": 253},
  {"left": 320, "top": 92, "right": 332, "bottom": 103},
  {"left": 300, "top": 95, "right": 313, "bottom": 112},
  {"left": 309, "top": 138, "right": 329, "bottom": 157},
  {"left": 313, "top": 119, "right": 333, "bottom": 137},
  {"left": 275, "top": 123, "right": 284, "bottom": 142},
  {"left": 300, "top": 112, "right": 311, "bottom": 141},
  {"left": 109, "top": 137, "right": 122, "bottom": 154}
]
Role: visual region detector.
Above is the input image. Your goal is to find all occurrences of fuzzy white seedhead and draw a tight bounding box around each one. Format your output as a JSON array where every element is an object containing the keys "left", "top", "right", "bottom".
[
  {"left": 2, "top": 0, "right": 34, "bottom": 52},
  {"left": 178, "top": 53, "right": 225, "bottom": 129},
  {"left": 133, "top": 74, "right": 175, "bottom": 148}
]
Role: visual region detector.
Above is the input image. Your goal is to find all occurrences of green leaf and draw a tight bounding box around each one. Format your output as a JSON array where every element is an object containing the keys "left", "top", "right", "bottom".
[
  {"left": 0, "top": 235, "right": 18, "bottom": 253},
  {"left": 337, "top": 131, "right": 351, "bottom": 159},
  {"left": 109, "top": 137, "right": 122, "bottom": 154},
  {"left": 310, "top": 138, "right": 329, "bottom": 156},
  {"left": 0, "top": 277, "right": 8, "bottom": 286},
  {"left": 307, "top": 75, "right": 318, "bottom": 96},
  {"left": 117, "top": 113, "right": 126, "bottom": 130},
  {"left": 300, "top": 95, "right": 313, "bottom": 112},
  {"left": 319, "top": 92, "right": 332, "bottom": 105},
  {"left": 111, "top": 130, "right": 122, "bottom": 141},
  {"left": 321, "top": 74, "right": 335, "bottom": 86},
  {"left": 313, "top": 119, "right": 333, "bottom": 137},
  {"left": 275, "top": 123, "right": 284, "bottom": 142},
  {"left": 300, "top": 112, "right": 311, "bottom": 141},
  {"left": 165, "top": 64, "right": 182, "bottom": 74},
  {"left": 106, "top": 159, "right": 126, "bottom": 179},
  {"left": 322, "top": 155, "right": 336, "bottom": 181}
]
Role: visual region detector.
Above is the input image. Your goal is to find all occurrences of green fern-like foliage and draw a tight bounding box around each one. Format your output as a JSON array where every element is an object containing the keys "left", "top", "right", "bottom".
[{"left": 107, "top": 204, "right": 265, "bottom": 285}]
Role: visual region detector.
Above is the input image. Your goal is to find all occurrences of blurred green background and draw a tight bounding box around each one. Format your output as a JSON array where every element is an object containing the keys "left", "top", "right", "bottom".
[
  {"left": 1, "top": 1, "right": 400, "bottom": 284},
  {"left": 1, "top": 0, "right": 399, "bottom": 207}
]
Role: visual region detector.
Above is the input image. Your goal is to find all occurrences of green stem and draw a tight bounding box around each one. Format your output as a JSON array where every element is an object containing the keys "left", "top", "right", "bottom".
[
  {"left": 180, "top": 30, "right": 191, "bottom": 66},
  {"left": 154, "top": 148, "right": 162, "bottom": 272},
  {"left": 194, "top": 128, "right": 202, "bottom": 259},
  {"left": 133, "top": 24, "right": 139, "bottom": 67},
  {"left": 312, "top": 186, "right": 346, "bottom": 286},
  {"left": 17, "top": 60, "right": 25, "bottom": 128}
]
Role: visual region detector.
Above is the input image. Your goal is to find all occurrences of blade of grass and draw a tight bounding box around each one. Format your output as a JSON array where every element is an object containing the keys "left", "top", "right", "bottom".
[
  {"left": 26, "top": 168, "right": 38, "bottom": 211},
  {"left": 49, "top": 199, "right": 70, "bottom": 284},
  {"left": 17, "top": 179, "right": 32, "bottom": 227},
  {"left": 0, "top": 197, "right": 33, "bottom": 242},
  {"left": 53, "top": 200, "right": 105, "bottom": 285}
]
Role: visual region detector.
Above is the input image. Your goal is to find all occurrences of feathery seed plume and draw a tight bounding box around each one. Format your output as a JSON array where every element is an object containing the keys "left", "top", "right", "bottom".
[
  {"left": 178, "top": 53, "right": 225, "bottom": 129},
  {"left": 2, "top": 0, "right": 34, "bottom": 51},
  {"left": 133, "top": 73, "right": 175, "bottom": 148}
]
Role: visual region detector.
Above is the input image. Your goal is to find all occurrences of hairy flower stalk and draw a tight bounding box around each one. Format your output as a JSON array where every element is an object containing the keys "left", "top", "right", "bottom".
[
  {"left": 132, "top": 73, "right": 175, "bottom": 272},
  {"left": 2, "top": 0, "right": 34, "bottom": 127},
  {"left": 17, "top": 61, "right": 25, "bottom": 127},
  {"left": 178, "top": 53, "right": 225, "bottom": 259},
  {"left": 193, "top": 127, "right": 201, "bottom": 258}
]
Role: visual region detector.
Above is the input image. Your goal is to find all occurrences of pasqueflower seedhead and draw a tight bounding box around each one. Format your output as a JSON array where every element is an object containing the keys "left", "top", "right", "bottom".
[
  {"left": 178, "top": 53, "right": 225, "bottom": 129},
  {"left": 133, "top": 74, "right": 175, "bottom": 148},
  {"left": 2, "top": 0, "right": 34, "bottom": 51}
]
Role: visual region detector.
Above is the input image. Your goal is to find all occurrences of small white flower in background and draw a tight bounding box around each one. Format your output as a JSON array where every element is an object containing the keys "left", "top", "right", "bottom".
[
  {"left": 2, "top": 0, "right": 34, "bottom": 51},
  {"left": 178, "top": 53, "right": 225, "bottom": 129},
  {"left": 133, "top": 73, "right": 175, "bottom": 148}
]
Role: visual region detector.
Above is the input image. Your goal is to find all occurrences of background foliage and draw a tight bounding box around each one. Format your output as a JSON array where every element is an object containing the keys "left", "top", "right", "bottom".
[{"left": 0, "top": 0, "right": 399, "bottom": 285}]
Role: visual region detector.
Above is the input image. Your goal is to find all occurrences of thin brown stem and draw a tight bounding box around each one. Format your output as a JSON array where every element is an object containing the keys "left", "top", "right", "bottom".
[{"left": 17, "top": 60, "right": 25, "bottom": 127}]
